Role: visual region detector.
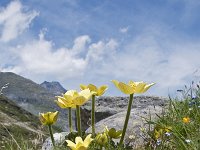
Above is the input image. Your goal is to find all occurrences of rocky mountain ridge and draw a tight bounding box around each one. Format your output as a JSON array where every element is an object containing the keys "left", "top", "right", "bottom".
[{"left": 40, "top": 81, "right": 66, "bottom": 95}]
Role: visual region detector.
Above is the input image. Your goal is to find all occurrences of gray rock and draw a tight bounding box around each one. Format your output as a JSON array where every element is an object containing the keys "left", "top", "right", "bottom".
[
  {"left": 40, "top": 81, "right": 67, "bottom": 95},
  {"left": 86, "top": 105, "right": 164, "bottom": 148},
  {"left": 83, "top": 96, "right": 167, "bottom": 115},
  {"left": 42, "top": 132, "right": 68, "bottom": 150}
]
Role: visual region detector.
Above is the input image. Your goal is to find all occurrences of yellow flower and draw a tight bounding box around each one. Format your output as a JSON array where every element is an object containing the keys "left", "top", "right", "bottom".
[
  {"left": 72, "top": 89, "right": 94, "bottom": 106},
  {"left": 66, "top": 134, "right": 93, "bottom": 150},
  {"left": 164, "top": 126, "right": 172, "bottom": 132},
  {"left": 108, "top": 128, "right": 122, "bottom": 139},
  {"left": 103, "top": 126, "right": 109, "bottom": 134},
  {"left": 56, "top": 89, "right": 93, "bottom": 106},
  {"left": 39, "top": 111, "right": 59, "bottom": 125},
  {"left": 183, "top": 117, "right": 190, "bottom": 123},
  {"left": 111, "top": 80, "right": 155, "bottom": 95},
  {"left": 95, "top": 133, "right": 108, "bottom": 146},
  {"left": 55, "top": 91, "right": 77, "bottom": 108},
  {"left": 154, "top": 129, "right": 163, "bottom": 140},
  {"left": 80, "top": 84, "right": 108, "bottom": 96}
]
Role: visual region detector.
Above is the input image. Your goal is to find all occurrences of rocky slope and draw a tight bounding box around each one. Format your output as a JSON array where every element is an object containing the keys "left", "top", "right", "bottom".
[
  {"left": 40, "top": 81, "right": 66, "bottom": 95},
  {"left": 0, "top": 72, "right": 73, "bottom": 131},
  {"left": 0, "top": 95, "right": 49, "bottom": 149},
  {"left": 0, "top": 72, "right": 55, "bottom": 109}
]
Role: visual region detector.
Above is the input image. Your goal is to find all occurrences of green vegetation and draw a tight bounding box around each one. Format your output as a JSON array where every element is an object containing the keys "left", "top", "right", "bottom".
[
  {"left": 0, "top": 124, "right": 43, "bottom": 150},
  {"left": 144, "top": 82, "right": 200, "bottom": 150},
  {"left": 0, "top": 95, "right": 39, "bottom": 122},
  {"left": 0, "top": 95, "right": 48, "bottom": 150}
]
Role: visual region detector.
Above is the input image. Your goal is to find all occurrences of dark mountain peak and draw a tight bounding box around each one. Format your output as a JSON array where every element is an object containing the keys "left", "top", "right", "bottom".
[{"left": 40, "top": 81, "right": 66, "bottom": 95}]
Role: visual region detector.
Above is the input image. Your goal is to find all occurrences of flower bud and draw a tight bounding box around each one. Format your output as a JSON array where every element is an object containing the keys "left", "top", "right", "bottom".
[{"left": 95, "top": 133, "right": 108, "bottom": 146}]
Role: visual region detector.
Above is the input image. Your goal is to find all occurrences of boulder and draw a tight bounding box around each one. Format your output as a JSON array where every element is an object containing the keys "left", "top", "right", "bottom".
[
  {"left": 83, "top": 96, "right": 167, "bottom": 115},
  {"left": 42, "top": 132, "right": 68, "bottom": 150},
  {"left": 86, "top": 105, "right": 164, "bottom": 148}
]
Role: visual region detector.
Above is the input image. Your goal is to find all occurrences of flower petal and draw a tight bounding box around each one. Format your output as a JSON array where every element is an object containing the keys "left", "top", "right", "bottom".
[
  {"left": 128, "top": 80, "right": 136, "bottom": 87},
  {"left": 118, "top": 82, "right": 135, "bottom": 94},
  {"left": 87, "top": 84, "right": 98, "bottom": 92},
  {"left": 50, "top": 111, "right": 59, "bottom": 124},
  {"left": 111, "top": 80, "right": 120, "bottom": 90},
  {"left": 55, "top": 99, "right": 67, "bottom": 108},
  {"left": 65, "top": 90, "right": 77, "bottom": 97},
  {"left": 76, "top": 143, "right": 86, "bottom": 150},
  {"left": 75, "top": 137, "right": 83, "bottom": 144},
  {"left": 73, "top": 96, "right": 87, "bottom": 106},
  {"left": 80, "top": 84, "right": 87, "bottom": 90},
  {"left": 135, "top": 82, "right": 146, "bottom": 93},
  {"left": 83, "top": 134, "right": 93, "bottom": 147},
  {"left": 63, "top": 94, "right": 73, "bottom": 101},
  {"left": 66, "top": 140, "right": 76, "bottom": 150},
  {"left": 79, "top": 89, "right": 93, "bottom": 100},
  {"left": 97, "top": 85, "right": 108, "bottom": 96},
  {"left": 142, "top": 83, "right": 155, "bottom": 93},
  {"left": 39, "top": 113, "right": 47, "bottom": 125}
]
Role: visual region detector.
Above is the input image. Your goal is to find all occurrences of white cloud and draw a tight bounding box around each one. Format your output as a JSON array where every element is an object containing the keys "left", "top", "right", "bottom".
[
  {"left": 1, "top": 30, "right": 118, "bottom": 84},
  {"left": 119, "top": 27, "right": 129, "bottom": 33},
  {"left": 9, "top": 32, "right": 88, "bottom": 78},
  {"left": 84, "top": 27, "right": 200, "bottom": 96},
  {"left": 71, "top": 35, "right": 91, "bottom": 55},
  {"left": 0, "top": 1, "right": 39, "bottom": 42},
  {"left": 86, "top": 39, "right": 118, "bottom": 63},
  {"left": 2, "top": 26, "right": 200, "bottom": 97}
]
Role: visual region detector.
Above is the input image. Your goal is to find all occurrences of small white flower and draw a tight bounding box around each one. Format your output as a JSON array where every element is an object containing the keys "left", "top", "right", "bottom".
[
  {"left": 165, "top": 132, "right": 171, "bottom": 136},
  {"left": 129, "top": 135, "right": 135, "bottom": 139},
  {"left": 156, "top": 139, "right": 162, "bottom": 145},
  {"left": 189, "top": 108, "right": 193, "bottom": 111},
  {"left": 198, "top": 106, "right": 200, "bottom": 108},
  {"left": 185, "top": 139, "right": 191, "bottom": 143}
]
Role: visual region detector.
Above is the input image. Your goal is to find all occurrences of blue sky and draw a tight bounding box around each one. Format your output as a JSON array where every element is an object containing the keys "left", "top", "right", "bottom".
[{"left": 0, "top": 0, "right": 200, "bottom": 97}]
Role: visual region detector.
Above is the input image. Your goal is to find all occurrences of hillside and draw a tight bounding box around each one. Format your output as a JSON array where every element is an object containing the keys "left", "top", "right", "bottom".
[
  {"left": 0, "top": 72, "right": 71, "bottom": 130},
  {"left": 0, "top": 72, "right": 55, "bottom": 107},
  {"left": 0, "top": 95, "right": 49, "bottom": 149}
]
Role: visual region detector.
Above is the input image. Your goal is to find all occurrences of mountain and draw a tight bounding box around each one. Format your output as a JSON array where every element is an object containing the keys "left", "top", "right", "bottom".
[
  {"left": 0, "top": 72, "right": 56, "bottom": 113},
  {"left": 40, "top": 81, "right": 66, "bottom": 95},
  {"left": 0, "top": 72, "right": 71, "bottom": 130},
  {"left": 0, "top": 95, "right": 49, "bottom": 149},
  {"left": 0, "top": 72, "right": 54, "bottom": 102}
]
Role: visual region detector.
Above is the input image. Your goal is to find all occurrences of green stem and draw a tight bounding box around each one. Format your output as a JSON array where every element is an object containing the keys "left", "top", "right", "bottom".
[
  {"left": 92, "top": 95, "right": 96, "bottom": 136},
  {"left": 119, "top": 94, "right": 134, "bottom": 145},
  {"left": 48, "top": 125, "right": 55, "bottom": 147},
  {"left": 76, "top": 105, "right": 82, "bottom": 136},
  {"left": 100, "top": 145, "right": 103, "bottom": 150},
  {"left": 68, "top": 107, "right": 73, "bottom": 132}
]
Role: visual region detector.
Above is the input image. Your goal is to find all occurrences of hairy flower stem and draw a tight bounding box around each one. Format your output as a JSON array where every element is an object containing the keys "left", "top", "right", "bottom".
[
  {"left": 48, "top": 125, "right": 55, "bottom": 147},
  {"left": 92, "top": 95, "right": 96, "bottom": 136},
  {"left": 76, "top": 105, "right": 82, "bottom": 136},
  {"left": 68, "top": 108, "right": 73, "bottom": 132},
  {"left": 119, "top": 94, "right": 134, "bottom": 145}
]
